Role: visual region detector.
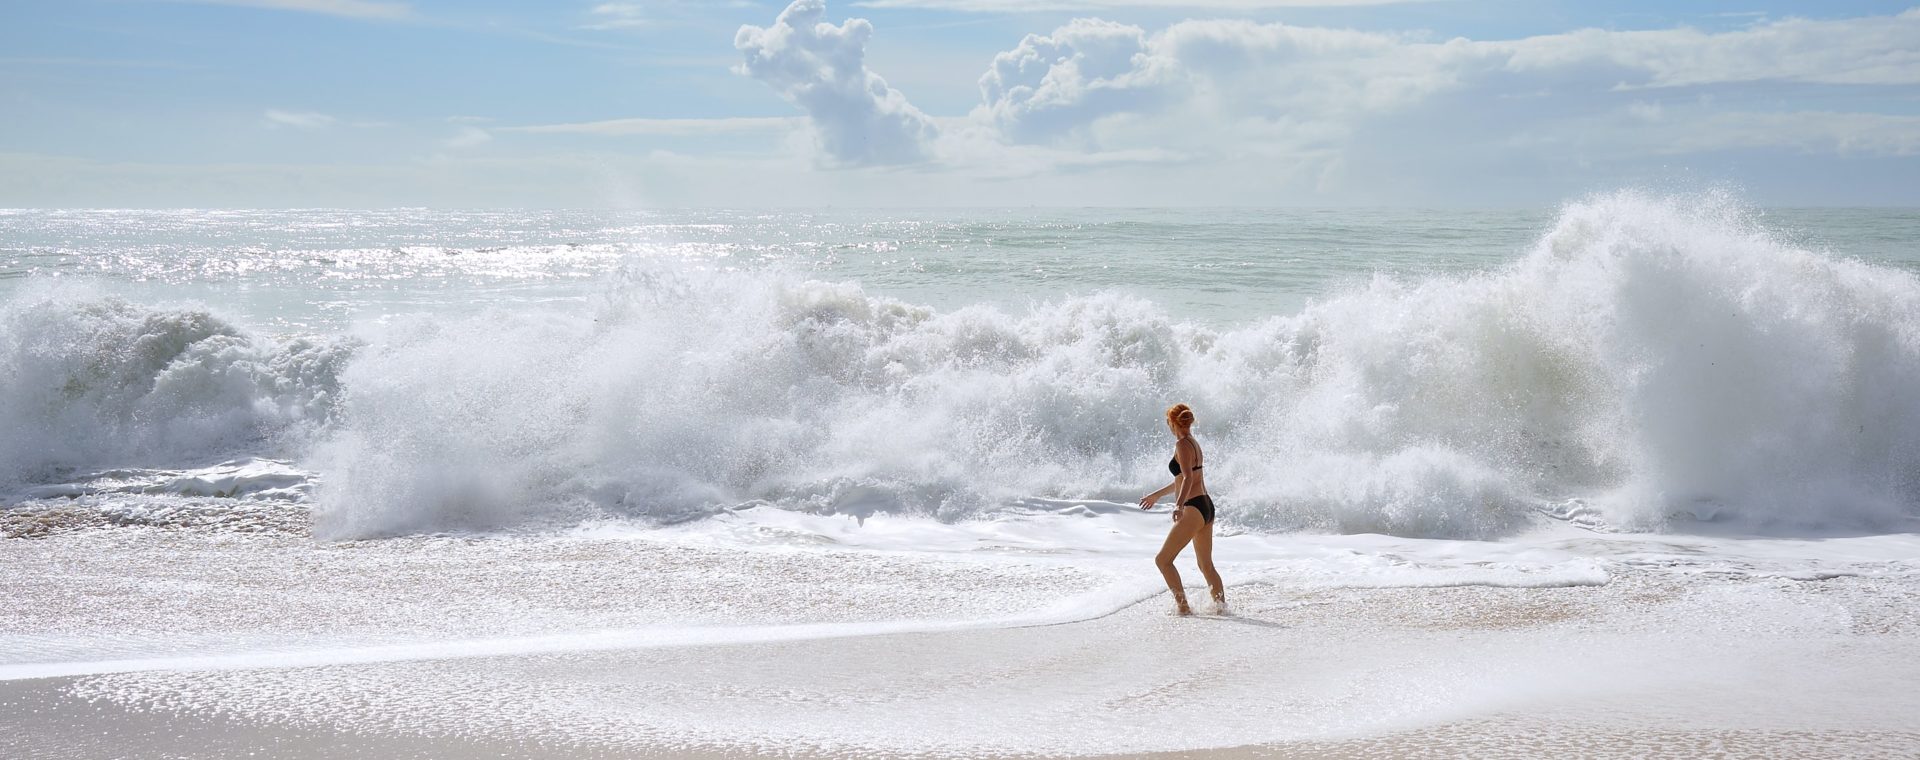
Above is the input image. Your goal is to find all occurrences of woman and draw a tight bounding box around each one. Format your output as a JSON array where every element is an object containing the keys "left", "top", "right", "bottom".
[{"left": 1137, "top": 403, "right": 1225, "bottom": 615}]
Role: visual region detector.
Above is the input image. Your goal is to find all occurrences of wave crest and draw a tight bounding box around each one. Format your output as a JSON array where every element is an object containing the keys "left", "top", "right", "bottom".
[
  {"left": 0, "top": 290, "right": 352, "bottom": 489},
  {"left": 310, "top": 193, "right": 1920, "bottom": 539}
]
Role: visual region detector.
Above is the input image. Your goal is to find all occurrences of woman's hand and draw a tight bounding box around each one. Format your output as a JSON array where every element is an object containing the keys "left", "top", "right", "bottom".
[
  {"left": 1138, "top": 493, "right": 1158, "bottom": 510},
  {"left": 1170, "top": 505, "right": 1184, "bottom": 522}
]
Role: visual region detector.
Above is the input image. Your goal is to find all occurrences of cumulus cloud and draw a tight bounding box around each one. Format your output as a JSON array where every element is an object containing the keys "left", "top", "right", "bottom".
[
  {"left": 974, "top": 18, "right": 1484, "bottom": 161},
  {"left": 735, "top": 0, "right": 938, "bottom": 166},
  {"left": 978, "top": 19, "right": 1166, "bottom": 145},
  {"left": 969, "top": 9, "right": 1920, "bottom": 165}
]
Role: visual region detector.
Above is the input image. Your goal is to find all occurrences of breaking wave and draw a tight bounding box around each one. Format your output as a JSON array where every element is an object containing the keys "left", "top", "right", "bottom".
[
  {"left": 0, "top": 288, "right": 352, "bottom": 490},
  {"left": 310, "top": 193, "right": 1920, "bottom": 539},
  {"left": 6, "top": 193, "right": 1918, "bottom": 540}
]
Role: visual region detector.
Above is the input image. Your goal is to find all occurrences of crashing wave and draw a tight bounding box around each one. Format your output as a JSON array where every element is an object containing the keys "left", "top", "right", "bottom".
[
  {"left": 308, "top": 192, "right": 1920, "bottom": 539},
  {"left": 0, "top": 291, "right": 353, "bottom": 490},
  {"left": 6, "top": 193, "right": 1917, "bottom": 540}
]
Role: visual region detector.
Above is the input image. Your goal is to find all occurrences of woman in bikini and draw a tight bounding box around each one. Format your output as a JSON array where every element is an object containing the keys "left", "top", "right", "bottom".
[{"left": 1137, "top": 403, "right": 1225, "bottom": 615}]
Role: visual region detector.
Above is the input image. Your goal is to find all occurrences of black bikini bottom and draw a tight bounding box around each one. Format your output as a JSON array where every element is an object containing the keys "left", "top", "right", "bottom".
[{"left": 1182, "top": 494, "right": 1216, "bottom": 524}]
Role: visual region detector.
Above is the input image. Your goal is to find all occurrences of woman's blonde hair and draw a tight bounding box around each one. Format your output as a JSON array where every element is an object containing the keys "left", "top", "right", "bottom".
[{"left": 1165, "top": 403, "right": 1195, "bottom": 431}]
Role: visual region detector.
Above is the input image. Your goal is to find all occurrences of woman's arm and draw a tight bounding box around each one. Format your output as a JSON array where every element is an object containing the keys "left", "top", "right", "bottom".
[{"left": 1138, "top": 478, "right": 1182, "bottom": 509}]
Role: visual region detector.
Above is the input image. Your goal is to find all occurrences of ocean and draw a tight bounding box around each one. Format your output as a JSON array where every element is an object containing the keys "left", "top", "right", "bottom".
[{"left": 4, "top": 191, "right": 1920, "bottom": 757}]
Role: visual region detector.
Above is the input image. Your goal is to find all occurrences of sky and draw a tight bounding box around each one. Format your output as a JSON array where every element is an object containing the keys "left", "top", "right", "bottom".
[{"left": 1, "top": 0, "right": 1916, "bottom": 207}]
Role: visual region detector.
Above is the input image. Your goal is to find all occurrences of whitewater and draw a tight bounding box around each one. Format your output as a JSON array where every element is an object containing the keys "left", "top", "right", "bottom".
[{"left": 4, "top": 193, "right": 1920, "bottom": 758}]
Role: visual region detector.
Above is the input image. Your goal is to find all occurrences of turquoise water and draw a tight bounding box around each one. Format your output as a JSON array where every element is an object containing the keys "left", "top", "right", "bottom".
[{"left": 7, "top": 205, "right": 1916, "bottom": 333}]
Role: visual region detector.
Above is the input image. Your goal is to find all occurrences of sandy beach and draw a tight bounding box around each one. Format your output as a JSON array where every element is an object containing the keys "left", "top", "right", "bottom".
[
  {"left": 11, "top": 669, "right": 1918, "bottom": 760},
  {"left": 5, "top": 510, "right": 1918, "bottom": 759}
]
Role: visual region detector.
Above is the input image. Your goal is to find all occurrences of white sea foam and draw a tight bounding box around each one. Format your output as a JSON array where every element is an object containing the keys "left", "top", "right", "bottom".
[
  {"left": 0, "top": 581, "right": 1159, "bottom": 682},
  {"left": 19, "top": 458, "right": 310, "bottom": 501},
  {"left": 309, "top": 192, "right": 1920, "bottom": 538},
  {"left": 0, "top": 286, "right": 350, "bottom": 491},
  {"left": 6, "top": 194, "right": 1919, "bottom": 539}
]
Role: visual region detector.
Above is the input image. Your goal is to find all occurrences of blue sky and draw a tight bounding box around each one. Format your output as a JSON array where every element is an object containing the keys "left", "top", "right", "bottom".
[{"left": 2, "top": 0, "right": 1916, "bottom": 206}]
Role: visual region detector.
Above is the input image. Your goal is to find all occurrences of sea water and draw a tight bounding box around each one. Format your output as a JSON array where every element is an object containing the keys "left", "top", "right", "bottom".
[
  {"left": 3, "top": 192, "right": 1920, "bottom": 756},
  {"left": 7, "top": 192, "right": 1920, "bottom": 537}
]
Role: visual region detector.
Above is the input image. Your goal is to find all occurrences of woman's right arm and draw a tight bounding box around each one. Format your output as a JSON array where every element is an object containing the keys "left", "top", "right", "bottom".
[{"left": 1138, "top": 478, "right": 1181, "bottom": 509}]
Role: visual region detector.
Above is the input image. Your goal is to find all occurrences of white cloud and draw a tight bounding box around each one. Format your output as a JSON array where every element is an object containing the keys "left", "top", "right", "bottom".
[
  {"left": 978, "top": 19, "right": 1167, "bottom": 145},
  {"left": 1501, "top": 10, "right": 1920, "bottom": 88},
  {"left": 23, "top": 5, "right": 1920, "bottom": 207},
  {"left": 443, "top": 126, "right": 493, "bottom": 149},
  {"left": 503, "top": 116, "right": 800, "bottom": 136},
  {"left": 970, "top": 10, "right": 1920, "bottom": 160},
  {"left": 734, "top": 0, "right": 939, "bottom": 166},
  {"left": 263, "top": 109, "right": 339, "bottom": 129},
  {"left": 169, "top": 0, "right": 412, "bottom": 21},
  {"left": 974, "top": 18, "right": 1477, "bottom": 158}
]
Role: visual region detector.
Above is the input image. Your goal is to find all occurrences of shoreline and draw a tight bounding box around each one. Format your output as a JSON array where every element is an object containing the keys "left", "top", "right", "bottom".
[{"left": 5, "top": 522, "right": 1920, "bottom": 757}]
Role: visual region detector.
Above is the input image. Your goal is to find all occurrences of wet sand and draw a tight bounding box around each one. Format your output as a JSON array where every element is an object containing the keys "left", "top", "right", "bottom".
[
  {"left": 5, "top": 522, "right": 1920, "bottom": 758},
  {"left": 9, "top": 655, "right": 1920, "bottom": 760}
]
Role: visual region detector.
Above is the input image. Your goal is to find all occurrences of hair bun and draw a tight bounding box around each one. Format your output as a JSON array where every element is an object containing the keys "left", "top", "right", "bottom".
[{"left": 1166, "top": 403, "right": 1195, "bottom": 427}]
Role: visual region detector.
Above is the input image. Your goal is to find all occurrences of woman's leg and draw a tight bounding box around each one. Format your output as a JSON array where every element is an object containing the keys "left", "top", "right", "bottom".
[
  {"left": 1192, "top": 517, "right": 1225, "bottom": 607},
  {"left": 1155, "top": 507, "right": 1203, "bottom": 614}
]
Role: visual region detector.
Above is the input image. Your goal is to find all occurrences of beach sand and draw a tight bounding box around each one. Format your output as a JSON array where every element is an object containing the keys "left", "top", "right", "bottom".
[
  {"left": 9, "top": 669, "right": 1916, "bottom": 760},
  {"left": 5, "top": 523, "right": 1919, "bottom": 759}
]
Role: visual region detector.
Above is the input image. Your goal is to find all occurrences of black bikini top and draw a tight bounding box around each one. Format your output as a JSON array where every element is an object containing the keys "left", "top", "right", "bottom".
[
  {"left": 1169, "top": 457, "right": 1206, "bottom": 475},
  {"left": 1168, "top": 440, "right": 1203, "bottom": 476}
]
